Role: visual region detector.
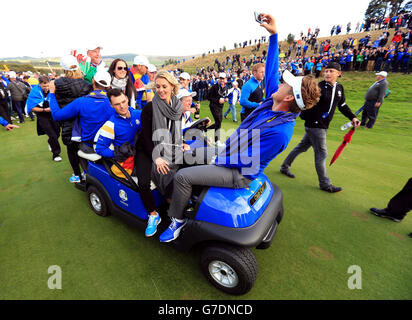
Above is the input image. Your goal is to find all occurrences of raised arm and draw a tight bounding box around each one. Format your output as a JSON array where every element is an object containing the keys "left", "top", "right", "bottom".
[{"left": 259, "top": 13, "right": 279, "bottom": 98}]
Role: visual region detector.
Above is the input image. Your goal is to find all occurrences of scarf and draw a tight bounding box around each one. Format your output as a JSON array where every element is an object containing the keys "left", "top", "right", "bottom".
[
  {"left": 151, "top": 93, "right": 183, "bottom": 163},
  {"left": 111, "top": 76, "right": 128, "bottom": 91},
  {"left": 25, "top": 84, "right": 45, "bottom": 114}
]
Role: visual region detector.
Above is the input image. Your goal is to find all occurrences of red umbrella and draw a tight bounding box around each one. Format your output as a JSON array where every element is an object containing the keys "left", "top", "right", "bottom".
[{"left": 330, "top": 127, "right": 355, "bottom": 166}]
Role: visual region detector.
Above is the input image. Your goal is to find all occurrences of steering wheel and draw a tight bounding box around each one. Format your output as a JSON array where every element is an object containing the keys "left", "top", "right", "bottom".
[{"left": 187, "top": 117, "right": 210, "bottom": 132}]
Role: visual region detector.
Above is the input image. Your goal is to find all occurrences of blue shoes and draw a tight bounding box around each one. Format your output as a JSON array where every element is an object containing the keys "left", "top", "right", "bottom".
[
  {"left": 159, "top": 218, "right": 187, "bottom": 243},
  {"left": 69, "top": 174, "right": 81, "bottom": 183},
  {"left": 145, "top": 213, "right": 161, "bottom": 237}
]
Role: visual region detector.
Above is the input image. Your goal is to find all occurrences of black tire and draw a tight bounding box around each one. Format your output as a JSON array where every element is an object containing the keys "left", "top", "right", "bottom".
[
  {"left": 87, "top": 186, "right": 109, "bottom": 217},
  {"left": 200, "top": 244, "right": 257, "bottom": 295}
]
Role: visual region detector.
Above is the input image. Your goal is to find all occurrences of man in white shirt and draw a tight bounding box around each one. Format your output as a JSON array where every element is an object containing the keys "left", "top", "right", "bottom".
[{"left": 224, "top": 81, "right": 241, "bottom": 122}]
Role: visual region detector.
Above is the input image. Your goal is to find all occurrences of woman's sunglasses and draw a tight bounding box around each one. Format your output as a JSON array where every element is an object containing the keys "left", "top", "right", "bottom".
[{"left": 117, "top": 66, "right": 128, "bottom": 71}]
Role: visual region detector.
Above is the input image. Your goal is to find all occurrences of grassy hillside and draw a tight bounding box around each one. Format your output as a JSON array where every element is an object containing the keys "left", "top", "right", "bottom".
[{"left": 164, "top": 28, "right": 408, "bottom": 74}]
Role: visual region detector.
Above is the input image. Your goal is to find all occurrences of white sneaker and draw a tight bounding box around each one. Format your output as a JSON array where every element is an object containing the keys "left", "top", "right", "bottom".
[{"left": 53, "top": 156, "right": 62, "bottom": 162}]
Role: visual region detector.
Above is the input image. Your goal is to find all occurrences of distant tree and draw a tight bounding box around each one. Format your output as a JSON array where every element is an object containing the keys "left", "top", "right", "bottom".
[
  {"left": 223, "top": 46, "right": 226, "bottom": 52},
  {"left": 286, "top": 33, "right": 295, "bottom": 45},
  {"left": 364, "top": 0, "right": 389, "bottom": 20},
  {"left": 364, "top": 0, "right": 410, "bottom": 20},
  {"left": 234, "top": 43, "right": 238, "bottom": 49}
]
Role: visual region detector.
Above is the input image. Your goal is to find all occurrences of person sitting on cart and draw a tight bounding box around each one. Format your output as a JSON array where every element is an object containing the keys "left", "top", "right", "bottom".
[
  {"left": 94, "top": 88, "right": 142, "bottom": 178},
  {"left": 158, "top": 13, "right": 322, "bottom": 243}
]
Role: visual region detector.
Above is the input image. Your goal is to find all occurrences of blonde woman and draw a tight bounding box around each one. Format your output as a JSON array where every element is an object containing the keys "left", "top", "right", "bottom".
[
  {"left": 55, "top": 55, "right": 92, "bottom": 183},
  {"left": 134, "top": 70, "right": 185, "bottom": 237}
]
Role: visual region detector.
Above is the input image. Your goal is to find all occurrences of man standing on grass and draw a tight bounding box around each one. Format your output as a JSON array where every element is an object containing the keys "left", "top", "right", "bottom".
[
  {"left": 239, "top": 63, "right": 265, "bottom": 122},
  {"left": 280, "top": 62, "right": 360, "bottom": 193},
  {"left": 360, "top": 71, "right": 389, "bottom": 129}
]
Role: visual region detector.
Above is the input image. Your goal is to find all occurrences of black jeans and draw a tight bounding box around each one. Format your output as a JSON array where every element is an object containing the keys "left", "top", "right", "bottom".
[
  {"left": 135, "top": 150, "right": 156, "bottom": 213},
  {"left": 37, "top": 116, "right": 61, "bottom": 158},
  {"left": 67, "top": 142, "right": 81, "bottom": 176},
  {"left": 361, "top": 100, "right": 380, "bottom": 128},
  {"left": 209, "top": 105, "right": 223, "bottom": 142},
  {"left": 387, "top": 178, "right": 412, "bottom": 219}
]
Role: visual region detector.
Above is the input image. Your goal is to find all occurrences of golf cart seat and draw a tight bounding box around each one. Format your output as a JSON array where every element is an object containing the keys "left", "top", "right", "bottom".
[{"left": 78, "top": 150, "right": 102, "bottom": 162}]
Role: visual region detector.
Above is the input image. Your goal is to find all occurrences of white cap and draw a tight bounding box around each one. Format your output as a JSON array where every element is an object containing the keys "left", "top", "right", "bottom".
[
  {"left": 282, "top": 70, "right": 306, "bottom": 110},
  {"left": 133, "top": 55, "right": 150, "bottom": 67},
  {"left": 376, "top": 71, "right": 387, "bottom": 77},
  {"left": 60, "top": 55, "right": 79, "bottom": 71},
  {"left": 176, "top": 88, "right": 196, "bottom": 100},
  {"left": 9, "top": 71, "right": 16, "bottom": 78},
  {"left": 219, "top": 72, "right": 227, "bottom": 78},
  {"left": 87, "top": 45, "right": 103, "bottom": 51},
  {"left": 232, "top": 81, "right": 238, "bottom": 86},
  {"left": 93, "top": 70, "right": 111, "bottom": 88},
  {"left": 148, "top": 64, "right": 157, "bottom": 73},
  {"left": 179, "top": 72, "right": 190, "bottom": 80}
]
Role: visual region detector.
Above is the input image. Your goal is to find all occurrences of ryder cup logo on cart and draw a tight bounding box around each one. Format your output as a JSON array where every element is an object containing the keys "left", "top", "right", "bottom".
[{"left": 119, "top": 189, "right": 128, "bottom": 202}]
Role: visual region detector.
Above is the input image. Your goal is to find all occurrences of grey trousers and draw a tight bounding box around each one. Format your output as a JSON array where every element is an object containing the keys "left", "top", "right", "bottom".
[
  {"left": 281, "top": 127, "right": 331, "bottom": 188},
  {"left": 168, "top": 165, "right": 251, "bottom": 219}
]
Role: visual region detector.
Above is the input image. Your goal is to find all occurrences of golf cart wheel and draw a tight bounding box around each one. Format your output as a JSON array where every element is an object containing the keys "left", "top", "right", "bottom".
[
  {"left": 87, "top": 186, "right": 109, "bottom": 217},
  {"left": 200, "top": 244, "right": 257, "bottom": 295}
]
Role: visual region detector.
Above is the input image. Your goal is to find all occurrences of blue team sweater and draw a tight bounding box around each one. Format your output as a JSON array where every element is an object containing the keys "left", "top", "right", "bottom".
[
  {"left": 215, "top": 33, "right": 298, "bottom": 180},
  {"left": 49, "top": 90, "right": 115, "bottom": 143},
  {"left": 0, "top": 116, "right": 8, "bottom": 127},
  {"left": 95, "top": 107, "right": 142, "bottom": 158},
  {"left": 239, "top": 77, "right": 261, "bottom": 112}
]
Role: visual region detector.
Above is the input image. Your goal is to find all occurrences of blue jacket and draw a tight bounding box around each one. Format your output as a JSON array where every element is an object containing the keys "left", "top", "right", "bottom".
[
  {"left": 239, "top": 77, "right": 262, "bottom": 112},
  {"left": 49, "top": 90, "right": 115, "bottom": 144},
  {"left": 95, "top": 107, "right": 142, "bottom": 158},
  {"left": 215, "top": 33, "right": 298, "bottom": 180},
  {"left": 0, "top": 116, "right": 8, "bottom": 127}
]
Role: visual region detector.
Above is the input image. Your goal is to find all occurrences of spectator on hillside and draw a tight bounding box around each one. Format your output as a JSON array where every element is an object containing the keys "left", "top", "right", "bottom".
[{"left": 347, "top": 22, "right": 351, "bottom": 34}]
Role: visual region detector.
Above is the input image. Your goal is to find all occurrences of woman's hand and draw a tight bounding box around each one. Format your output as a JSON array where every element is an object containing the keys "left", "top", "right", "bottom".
[{"left": 155, "top": 157, "right": 170, "bottom": 175}]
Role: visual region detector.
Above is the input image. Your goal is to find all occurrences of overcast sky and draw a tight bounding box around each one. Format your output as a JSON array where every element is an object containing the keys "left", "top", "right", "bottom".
[{"left": 2, "top": 0, "right": 371, "bottom": 59}]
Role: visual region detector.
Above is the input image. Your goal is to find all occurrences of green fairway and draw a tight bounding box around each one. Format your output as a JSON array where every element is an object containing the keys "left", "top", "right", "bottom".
[{"left": 0, "top": 72, "right": 411, "bottom": 299}]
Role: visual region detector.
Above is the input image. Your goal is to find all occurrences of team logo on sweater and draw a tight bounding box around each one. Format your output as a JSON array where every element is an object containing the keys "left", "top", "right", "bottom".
[{"left": 337, "top": 90, "right": 342, "bottom": 97}]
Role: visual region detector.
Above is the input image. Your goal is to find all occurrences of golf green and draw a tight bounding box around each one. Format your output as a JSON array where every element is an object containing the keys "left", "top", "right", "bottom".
[{"left": 0, "top": 72, "right": 411, "bottom": 299}]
